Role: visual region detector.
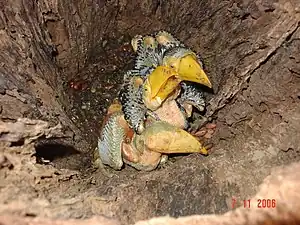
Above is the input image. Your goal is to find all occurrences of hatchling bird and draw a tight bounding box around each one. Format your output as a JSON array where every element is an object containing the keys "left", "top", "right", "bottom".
[
  {"left": 97, "top": 97, "right": 210, "bottom": 171},
  {"left": 119, "top": 31, "right": 212, "bottom": 134}
]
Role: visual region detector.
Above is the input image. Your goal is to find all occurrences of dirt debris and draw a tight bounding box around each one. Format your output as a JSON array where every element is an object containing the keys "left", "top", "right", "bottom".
[
  {"left": 0, "top": 215, "right": 121, "bottom": 225},
  {"left": 1, "top": 162, "right": 300, "bottom": 225}
]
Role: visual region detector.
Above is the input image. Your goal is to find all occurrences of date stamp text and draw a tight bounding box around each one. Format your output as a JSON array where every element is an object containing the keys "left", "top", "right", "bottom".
[{"left": 231, "top": 198, "right": 276, "bottom": 209}]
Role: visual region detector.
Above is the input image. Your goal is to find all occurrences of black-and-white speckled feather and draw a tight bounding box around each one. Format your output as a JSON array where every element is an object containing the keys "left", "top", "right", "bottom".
[
  {"left": 135, "top": 41, "right": 165, "bottom": 77},
  {"left": 177, "top": 81, "right": 206, "bottom": 112},
  {"left": 119, "top": 70, "right": 147, "bottom": 134},
  {"left": 98, "top": 111, "right": 125, "bottom": 170}
]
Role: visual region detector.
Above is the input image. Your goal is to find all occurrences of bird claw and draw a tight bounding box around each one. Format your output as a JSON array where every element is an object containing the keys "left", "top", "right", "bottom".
[
  {"left": 189, "top": 122, "right": 217, "bottom": 153},
  {"left": 157, "top": 155, "right": 174, "bottom": 169},
  {"left": 191, "top": 122, "right": 216, "bottom": 138},
  {"left": 203, "top": 142, "right": 214, "bottom": 151},
  {"left": 93, "top": 157, "right": 118, "bottom": 178}
]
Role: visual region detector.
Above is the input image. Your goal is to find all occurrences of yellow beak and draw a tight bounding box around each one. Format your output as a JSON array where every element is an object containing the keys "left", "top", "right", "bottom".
[
  {"left": 147, "top": 66, "right": 180, "bottom": 99},
  {"left": 143, "top": 66, "right": 181, "bottom": 110},
  {"left": 143, "top": 55, "right": 212, "bottom": 110},
  {"left": 177, "top": 54, "right": 212, "bottom": 88}
]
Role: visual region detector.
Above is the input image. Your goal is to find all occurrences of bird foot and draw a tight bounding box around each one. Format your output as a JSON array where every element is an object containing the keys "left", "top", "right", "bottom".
[
  {"left": 189, "top": 123, "right": 216, "bottom": 152},
  {"left": 157, "top": 155, "right": 172, "bottom": 169},
  {"left": 93, "top": 158, "right": 118, "bottom": 178}
]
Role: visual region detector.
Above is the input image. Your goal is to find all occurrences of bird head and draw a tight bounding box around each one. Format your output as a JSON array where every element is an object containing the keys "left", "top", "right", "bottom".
[
  {"left": 131, "top": 35, "right": 143, "bottom": 52},
  {"left": 156, "top": 31, "right": 180, "bottom": 47},
  {"left": 162, "top": 48, "right": 212, "bottom": 89},
  {"left": 143, "top": 48, "right": 212, "bottom": 110},
  {"left": 131, "top": 35, "right": 157, "bottom": 53}
]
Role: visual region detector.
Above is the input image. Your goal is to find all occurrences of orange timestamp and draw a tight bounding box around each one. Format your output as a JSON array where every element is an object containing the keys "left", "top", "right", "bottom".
[{"left": 231, "top": 198, "right": 276, "bottom": 209}]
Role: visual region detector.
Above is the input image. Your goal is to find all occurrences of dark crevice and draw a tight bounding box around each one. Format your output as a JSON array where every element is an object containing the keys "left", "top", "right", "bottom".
[
  {"left": 9, "top": 138, "right": 25, "bottom": 147},
  {"left": 34, "top": 142, "right": 80, "bottom": 162},
  {"left": 285, "top": 22, "right": 300, "bottom": 43}
]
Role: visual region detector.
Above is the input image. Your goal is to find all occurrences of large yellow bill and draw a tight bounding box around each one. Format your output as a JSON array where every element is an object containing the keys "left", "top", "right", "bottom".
[
  {"left": 146, "top": 54, "right": 212, "bottom": 101},
  {"left": 177, "top": 54, "right": 212, "bottom": 88},
  {"left": 146, "top": 66, "right": 179, "bottom": 99},
  {"left": 135, "top": 121, "right": 208, "bottom": 155},
  {"left": 143, "top": 55, "right": 212, "bottom": 110},
  {"left": 143, "top": 66, "right": 181, "bottom": 110}
]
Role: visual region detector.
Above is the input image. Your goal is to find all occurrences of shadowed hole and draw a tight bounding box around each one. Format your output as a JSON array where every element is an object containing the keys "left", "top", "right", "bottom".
[
  {"left": 34, "top": 141, "right": 80, "bottom": 162},
  {"left": 9, "top": 138, "right": 25, "bottom": 147},
  {"left": 34, "top": 141, "right": 92, "bottom": 171}
]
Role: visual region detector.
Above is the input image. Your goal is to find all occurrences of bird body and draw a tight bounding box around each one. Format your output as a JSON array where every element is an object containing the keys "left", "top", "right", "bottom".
[
  {"left": 98, "top": 31, "right": 214, "bottom": 171},
  {"left": 119, "top": 31, "right": 212, "bottom": 134},
  {"left": 119, "top": 70, "right": 147, "bottom": 134},
  {"left": 98, "top": 99, "right": 208, "bottom": 171}
]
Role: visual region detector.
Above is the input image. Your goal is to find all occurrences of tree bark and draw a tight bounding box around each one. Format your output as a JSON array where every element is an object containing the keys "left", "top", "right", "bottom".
[{"left": 1, "top": 0, "right": 300, "bottom": 224}]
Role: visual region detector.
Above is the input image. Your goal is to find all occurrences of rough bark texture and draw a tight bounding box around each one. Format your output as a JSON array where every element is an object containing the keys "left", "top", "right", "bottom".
[
  {"left": 136, "top": 162, "right": 300, "bottom": 225},
  {"left": 1, "top": 161, "right": 300, "bottom": 225},
  {"left": 1, "top": 0, "right": 300, "bottom": 225}
]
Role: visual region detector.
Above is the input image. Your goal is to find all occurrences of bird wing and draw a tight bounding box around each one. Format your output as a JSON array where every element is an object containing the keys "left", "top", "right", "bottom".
[{"left": 119, "top": 70, "right": 147, "bottom": 134}]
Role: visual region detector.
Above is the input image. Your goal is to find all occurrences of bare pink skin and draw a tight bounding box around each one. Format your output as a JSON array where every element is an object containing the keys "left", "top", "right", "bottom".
[{"left": 190, "top": 123, "right": 217, "bottom": 151}]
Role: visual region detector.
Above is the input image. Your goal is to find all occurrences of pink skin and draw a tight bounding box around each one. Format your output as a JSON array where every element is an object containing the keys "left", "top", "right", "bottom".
[{"left": 190, "top": 123, "right": 217, "bottom": 151}]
